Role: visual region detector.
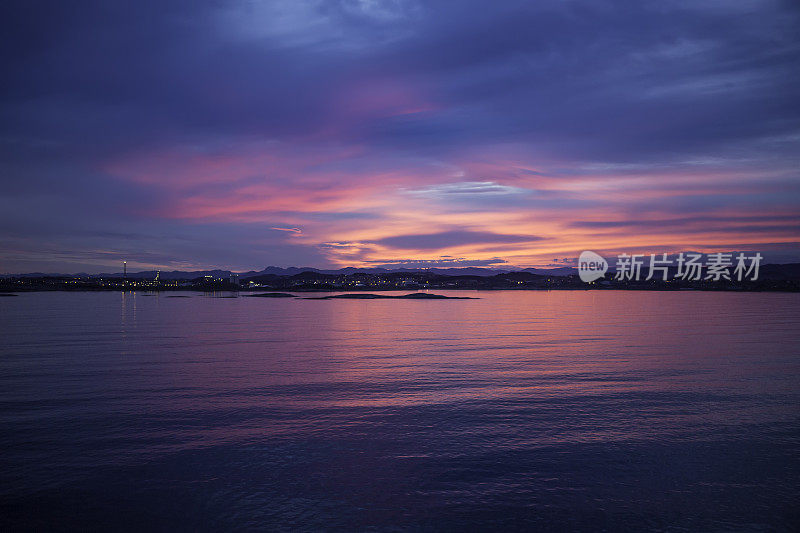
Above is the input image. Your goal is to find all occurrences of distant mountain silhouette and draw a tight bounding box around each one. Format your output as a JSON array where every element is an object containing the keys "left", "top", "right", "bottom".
[
  {"left": 5, "top": 263, "right": 799, "bottom": 280},
  {"left": 760, "top": 263, "right": 800, "bottom": 280},
  {"left": 241, "top": 265, "right": 578, "bottom": 277}
]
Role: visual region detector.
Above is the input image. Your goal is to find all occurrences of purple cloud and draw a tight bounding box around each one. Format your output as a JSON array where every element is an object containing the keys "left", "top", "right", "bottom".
[{"left": 374, "top": 231, "right": 543, "bottom": 250}]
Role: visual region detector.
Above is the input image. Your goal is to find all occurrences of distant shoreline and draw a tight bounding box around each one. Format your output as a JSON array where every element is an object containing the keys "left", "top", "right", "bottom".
[
  {"left": 2, "top": 286, "right": 799, "bottom": 294},
  {"left": 3, "top": 264, "right": 799, "bottom": 293}
]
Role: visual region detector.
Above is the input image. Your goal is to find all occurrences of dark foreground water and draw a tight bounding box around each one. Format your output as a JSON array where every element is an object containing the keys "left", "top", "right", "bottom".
[{"left": 1, "top": 290, "right": 799, "bottom": 532}]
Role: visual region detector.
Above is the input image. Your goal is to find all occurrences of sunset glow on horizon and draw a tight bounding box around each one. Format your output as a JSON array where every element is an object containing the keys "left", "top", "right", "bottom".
[{"left": 1, "top": 1, "right": 798, "bottom": 273}]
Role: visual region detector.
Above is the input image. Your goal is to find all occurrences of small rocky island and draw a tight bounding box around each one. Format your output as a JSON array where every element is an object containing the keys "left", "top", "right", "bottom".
[
  {"left": 245, "top": 292, "right": 476, "bottom": 299},
  {"left": 303, "top": 293, "right": 477, "bottom": 300}
]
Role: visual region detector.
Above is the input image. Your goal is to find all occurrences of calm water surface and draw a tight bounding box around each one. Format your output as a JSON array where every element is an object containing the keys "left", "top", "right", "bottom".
[{"left": 1, "top": 291, "right": 799, "bottom": 531}]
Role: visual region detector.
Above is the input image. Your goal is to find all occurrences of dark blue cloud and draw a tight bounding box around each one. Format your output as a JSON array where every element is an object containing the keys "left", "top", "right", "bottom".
[
  {"left": 374, "top": 230, "right": 543, "bottom": 250},
  {"left": 3, "top": 0, "right": 797, "bottom": 160}
]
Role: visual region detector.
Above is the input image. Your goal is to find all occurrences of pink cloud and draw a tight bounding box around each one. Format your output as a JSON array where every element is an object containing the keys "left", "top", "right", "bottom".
[{"left": 100, "top": 139, "right": 800, "bottom": 268}]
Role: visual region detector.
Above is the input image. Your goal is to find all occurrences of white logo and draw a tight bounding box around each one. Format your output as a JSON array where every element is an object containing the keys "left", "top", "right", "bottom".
[{"left": 578, "top": 251, "right": 608, "bottom": 282}]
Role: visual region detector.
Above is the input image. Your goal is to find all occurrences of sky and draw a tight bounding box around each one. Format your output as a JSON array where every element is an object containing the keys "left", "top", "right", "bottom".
[{"left": 1, "top": 0, "right": 799, "bottom": 273}]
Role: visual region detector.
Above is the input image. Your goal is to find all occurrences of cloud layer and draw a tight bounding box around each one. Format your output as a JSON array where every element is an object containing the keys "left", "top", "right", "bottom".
[{"left": 1, "top": 0, "right": 798, "bottom": 272}]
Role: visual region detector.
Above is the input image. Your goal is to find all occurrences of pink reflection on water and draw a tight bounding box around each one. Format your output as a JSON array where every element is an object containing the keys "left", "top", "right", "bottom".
[{"left": 96, "top": 291, "right": 800, "bottom": 449}]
